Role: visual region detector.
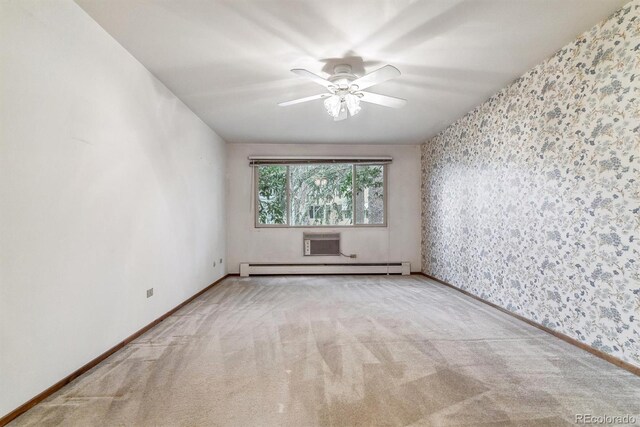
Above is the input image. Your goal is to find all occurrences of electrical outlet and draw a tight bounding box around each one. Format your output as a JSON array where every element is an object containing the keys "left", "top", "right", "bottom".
[
  {"left": 219, "top": 258, "right": 223, "bottom": 264},
  {"left": 146, "top": 288, "right": 153, "bottom": 298}
]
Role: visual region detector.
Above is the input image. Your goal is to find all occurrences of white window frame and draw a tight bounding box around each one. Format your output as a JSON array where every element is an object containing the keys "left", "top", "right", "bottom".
[{"left": 254, "top": 162, "right": 388, "bottom": 228}]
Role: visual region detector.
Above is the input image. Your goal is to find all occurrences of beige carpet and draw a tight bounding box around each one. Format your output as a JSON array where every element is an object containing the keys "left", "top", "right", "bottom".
[{"left": 10, "top": 275, "right": 640, "bottom": 426}]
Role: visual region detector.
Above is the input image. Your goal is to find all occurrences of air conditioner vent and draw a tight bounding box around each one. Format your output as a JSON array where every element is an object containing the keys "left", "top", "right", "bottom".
[{"left": 303, "top": 232, "right": 340, "bottom": 256}]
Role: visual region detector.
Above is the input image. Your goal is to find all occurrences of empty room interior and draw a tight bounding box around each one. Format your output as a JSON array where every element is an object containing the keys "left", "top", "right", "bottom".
[{"left": 2, "top": 0, "right": 640, "bottom": 426}]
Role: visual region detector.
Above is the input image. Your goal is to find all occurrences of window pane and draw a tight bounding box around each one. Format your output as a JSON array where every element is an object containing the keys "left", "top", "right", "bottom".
[
  {"left": 355, "top": 165, "right": 384, "bottom": 224},
  {"left": 257, "top": 165, "right": 287, "bottom": 225},
  {"left": 289, "top": 164, "right": 353, "bottom": 226}
]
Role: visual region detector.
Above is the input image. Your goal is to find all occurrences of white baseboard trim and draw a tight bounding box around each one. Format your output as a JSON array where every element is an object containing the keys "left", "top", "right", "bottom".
[{"left": 239, "top": 262, "right": 411, "bottom": 277}]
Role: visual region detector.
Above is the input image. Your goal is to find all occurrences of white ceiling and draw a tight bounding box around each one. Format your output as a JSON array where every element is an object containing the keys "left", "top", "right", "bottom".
[{"left": 75, "top": 0, "right": 628, "bottom": 145}]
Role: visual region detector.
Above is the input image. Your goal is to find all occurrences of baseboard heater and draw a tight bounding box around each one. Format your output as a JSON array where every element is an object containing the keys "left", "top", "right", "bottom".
[{"left": 239, "top": 262, "right": 410, "bottom": 277}]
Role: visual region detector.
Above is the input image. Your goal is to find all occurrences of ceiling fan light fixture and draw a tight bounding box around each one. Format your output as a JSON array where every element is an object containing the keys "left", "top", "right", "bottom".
[
  {"left": 324, "top": 95, "right": 342, "bottom": 118},
  {"left": 345, "top": 93, "right": 361, "bottom": 117}
]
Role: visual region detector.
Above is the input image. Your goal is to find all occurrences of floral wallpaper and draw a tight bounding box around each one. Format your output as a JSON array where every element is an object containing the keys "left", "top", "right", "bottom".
[{"left": 421, "top": 1, "right": 640, "bottom": 368}]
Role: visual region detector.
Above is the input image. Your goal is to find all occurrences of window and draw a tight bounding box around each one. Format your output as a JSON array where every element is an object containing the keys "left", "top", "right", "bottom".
[{"left": 255, "top": 162, "right": 386, "bottom": 227}]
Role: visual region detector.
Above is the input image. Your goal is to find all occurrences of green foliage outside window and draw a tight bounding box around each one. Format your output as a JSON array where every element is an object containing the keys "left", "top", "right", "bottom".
[
  {"left": 257, "top": 165, "right": 286, "bottom": 224},
  {"left": 290, "top": 164, "right": 352, "bottom": 226}
]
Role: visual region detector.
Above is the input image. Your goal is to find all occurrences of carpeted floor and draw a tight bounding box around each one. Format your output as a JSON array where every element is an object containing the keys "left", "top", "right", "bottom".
[{"left": 10, "top": 275, "right": 640, "bottom": 426}]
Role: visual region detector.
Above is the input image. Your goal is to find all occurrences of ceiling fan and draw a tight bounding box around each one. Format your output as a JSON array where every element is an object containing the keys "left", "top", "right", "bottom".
[{"left": 278, "top": 64, "right": 406, "bottom": 121}]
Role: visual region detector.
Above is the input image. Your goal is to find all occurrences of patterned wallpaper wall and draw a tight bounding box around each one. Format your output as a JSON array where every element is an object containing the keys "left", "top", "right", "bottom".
[{"left": 421, "top": 1, "right": 640, "bottom": 367}]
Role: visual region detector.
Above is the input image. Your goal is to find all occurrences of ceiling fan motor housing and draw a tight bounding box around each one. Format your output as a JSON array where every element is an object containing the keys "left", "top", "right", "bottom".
[{"left": 328, "top": 64, "right": 358, "bottom": 91}]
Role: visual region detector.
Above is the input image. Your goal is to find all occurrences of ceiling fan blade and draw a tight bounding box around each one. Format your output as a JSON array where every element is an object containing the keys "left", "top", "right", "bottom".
[
  {"left": 278, "top": 93, "right": 329, "bottom": 107},
  {"left": 351, "top": 65, "right": 400, "bottom": 91},
  {"left": 291, "top": 69, "right": 334, "bottom": 89},
  {"left": 359, "top": 92, "right": 407, "bottom": 108}
]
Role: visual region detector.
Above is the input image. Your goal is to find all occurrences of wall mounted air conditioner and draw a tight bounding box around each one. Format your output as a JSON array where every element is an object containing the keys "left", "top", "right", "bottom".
[{"left": 303, "top": 232, "right": 340, "bottom": 256}]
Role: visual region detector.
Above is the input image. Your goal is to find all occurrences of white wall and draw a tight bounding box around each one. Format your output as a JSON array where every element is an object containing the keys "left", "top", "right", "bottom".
[
  {"left": 226, "top": 143, "right": 422, "bottom": 273},
  {"left": 0, "top": 1, "right": 227, "bottom": 416}
]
